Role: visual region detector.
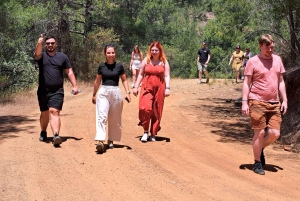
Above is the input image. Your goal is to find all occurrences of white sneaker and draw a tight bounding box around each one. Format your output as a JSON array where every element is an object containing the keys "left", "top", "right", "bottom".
[
  {"left": 241, "top": 76, "right": 244, "bottom": 80},
  {"left": 130, "top": 83, "right": 135, "bottom": 89},
  {"left": 107, "top": 140, "right": 114, "bottom": 149},
  {"left": 197, "top": 80, "right": 201, "bottom": 84},
  {"left": 141, "top": 133, "right": 148, "bottom": 142},
  {"left": 149, "top": 136, "right": 156, "bottom": 142}
]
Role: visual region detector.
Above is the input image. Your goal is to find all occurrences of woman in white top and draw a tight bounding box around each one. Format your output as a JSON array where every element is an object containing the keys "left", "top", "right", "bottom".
[
  {"left": 241, "top": 48, "right": 253, "bottom": 80},
  {"left": 129, "top": 45, "right": 143, "bottom": 88}
]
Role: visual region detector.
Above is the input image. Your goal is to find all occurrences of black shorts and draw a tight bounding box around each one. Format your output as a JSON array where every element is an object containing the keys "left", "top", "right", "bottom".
[{"left": 37, "top": 87, "right": 64, "bottom": 111}]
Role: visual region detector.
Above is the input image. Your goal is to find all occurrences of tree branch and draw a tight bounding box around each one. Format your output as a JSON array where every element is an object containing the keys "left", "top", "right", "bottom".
[{"left": 69, "top": 30, "right": 85, "bottom": 35}]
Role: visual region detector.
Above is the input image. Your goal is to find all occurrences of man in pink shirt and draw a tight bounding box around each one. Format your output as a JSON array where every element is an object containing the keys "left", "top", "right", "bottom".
[{"left": 242, "top": 34, "right": 288, "bottom": 175}]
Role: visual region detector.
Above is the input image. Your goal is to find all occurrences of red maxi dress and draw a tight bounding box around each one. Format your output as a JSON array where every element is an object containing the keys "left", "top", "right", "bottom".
[{"left": 138, "top": 63, "right": 166, "bottom": 135}]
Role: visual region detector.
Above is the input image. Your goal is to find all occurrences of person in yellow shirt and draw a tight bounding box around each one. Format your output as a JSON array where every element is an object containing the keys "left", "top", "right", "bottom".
[{"left": 228, "top": 45, "right": 244, "bottom": 83}]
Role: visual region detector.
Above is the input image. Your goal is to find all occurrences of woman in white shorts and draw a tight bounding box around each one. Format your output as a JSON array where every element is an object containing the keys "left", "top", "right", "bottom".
[{"left": 129, "top": 45, "right": 143, "bottom": 88}]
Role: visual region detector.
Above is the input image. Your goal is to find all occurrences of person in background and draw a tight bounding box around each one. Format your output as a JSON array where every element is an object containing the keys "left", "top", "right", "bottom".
[
  {"left": 242, "top": 34, "right": 288, "bottom": 175},
  {"left": 228, "top": 45, "right": 244, "bottom": 83},
  {"left": 129, "top": 45, "right": 143, "bottom": 89},
  {"left": 196, "top": 41, "right": 211, "bottom": 84},
  {"left": 133, "top": 41, "right": 170, "bottom": 142},
  {"left": 92, "top": 44, "right": 131, "bottom": 153},
  {"left": 34, "top": 34, "right": 79, "bottom": 147},
  {"left": 240, "top": 47, "right": 253, "bottom": 80}
]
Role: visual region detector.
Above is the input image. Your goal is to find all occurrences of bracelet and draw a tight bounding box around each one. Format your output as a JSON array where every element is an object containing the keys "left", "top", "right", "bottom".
[
  {"left": 242, "top": 100, "right": 248, "bottom": 102},
  {"left": 166, "top": 87, "right": 170, "bottom": 90}
]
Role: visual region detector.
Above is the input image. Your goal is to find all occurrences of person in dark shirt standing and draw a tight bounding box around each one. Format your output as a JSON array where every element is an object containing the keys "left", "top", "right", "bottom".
[
  {"left": 34, "top": 34, "right": 79, "bottom": 147},
  {"left": 196, "top": 42, "right": 211, "bottom": 84},
  {"left": 92, "top": 44, "right": 131, "bottom": 153}
]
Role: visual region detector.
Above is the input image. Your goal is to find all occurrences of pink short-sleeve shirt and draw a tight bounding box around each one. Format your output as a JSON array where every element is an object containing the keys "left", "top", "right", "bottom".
[{"left": 244, "top": 54, "right": 285, "bottom": 102}]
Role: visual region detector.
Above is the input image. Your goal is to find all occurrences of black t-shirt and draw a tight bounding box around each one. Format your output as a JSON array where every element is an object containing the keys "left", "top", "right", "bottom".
[
  {"left": 37, "top": 52, "right": 71, "bottom": 89},
  {"left": 98, "top": 62, "right": 125, "bottom": 86},
  {"left": 198, "top": 47, "right": 211, "bottom": 63}
]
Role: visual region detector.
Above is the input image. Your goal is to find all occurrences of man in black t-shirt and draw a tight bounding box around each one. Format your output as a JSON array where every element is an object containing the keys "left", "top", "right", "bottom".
[
  {"left": 34, "top": 34, "right": 79, "bottom": 146},
  {"left": 196, "top": 42, "right": 211, "bottom": 84}
]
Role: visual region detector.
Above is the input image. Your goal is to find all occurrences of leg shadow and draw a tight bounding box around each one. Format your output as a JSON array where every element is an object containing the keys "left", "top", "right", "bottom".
[
  {"left": 155, "top": 136, "right": 170, "bottom": 142},
  {"left": 94, "top": 143, "right": 132, "bottom": 154},
  {"left": 239, "top": 164, "right": 283, "bottom": 173},
  {"left": 112, "top": 144, "right": 132, "bottom": 150},
  {"left": 46, "top": 136, "right": 83, "bottom": 143},
  {"left": 135, "top": 136, "right": 170, "bottom": 142}
]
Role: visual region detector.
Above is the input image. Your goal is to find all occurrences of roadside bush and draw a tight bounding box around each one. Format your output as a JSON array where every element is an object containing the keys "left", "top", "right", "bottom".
[{"left": 0, "top": 51, "right": 37, "bottom": 103}]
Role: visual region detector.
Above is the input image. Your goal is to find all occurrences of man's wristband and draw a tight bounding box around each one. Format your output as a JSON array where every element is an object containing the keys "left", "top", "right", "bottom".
[
  {"left": 242, "top": 100, "right": 248, "bottom": 102},
  {"left": 166, "top": 87, "right": 170, "bottom": 90}
]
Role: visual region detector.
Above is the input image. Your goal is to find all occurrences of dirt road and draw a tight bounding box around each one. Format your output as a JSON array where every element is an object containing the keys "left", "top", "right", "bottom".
[{"left": 1, "top": 79, "right": 299, "bottom": 201}]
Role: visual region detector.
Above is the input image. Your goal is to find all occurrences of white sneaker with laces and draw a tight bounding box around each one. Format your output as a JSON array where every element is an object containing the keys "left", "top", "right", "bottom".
[
  {"left": 197, "top": 80, "right": 201, "bottom": 84},
  {"left": 149, "top": 136, "right": 156, "bottom": 142},
  {"left": 141, "top": 133, "right": 148, "bottom": 142}
]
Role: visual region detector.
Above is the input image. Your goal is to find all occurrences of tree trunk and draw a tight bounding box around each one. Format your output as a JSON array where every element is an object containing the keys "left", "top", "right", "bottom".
[
  {"left": 286, "top": 3, "right": 300, "bottom": 60},
  {"left": 287, "top": 5, "right": 296, "bottom": 60},
  {"left": 57, "top": 0, "right": 71, "bottom": 56},
  {"left": 83, "top": 0, "right": 92, "bottom": 42}
]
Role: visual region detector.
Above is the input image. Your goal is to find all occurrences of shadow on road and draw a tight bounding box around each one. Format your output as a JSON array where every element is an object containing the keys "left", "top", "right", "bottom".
[
  {"left": 94, "top": 143, "right": 133, "bottom": 155},
  {"left": 0, "top": 115, "right": 36, "bottom": 140},
  {"left": 41, "top": 136, "right": 83, "bottom": 144},
  {"left": 135, "top": 136, "right": 170, "bottom": 142},
  {"left": 182, "top": 97, "right": 253, "bottom": 145},
  {"left": 239, "top": 164, "right": 283, "bottom": 173}
]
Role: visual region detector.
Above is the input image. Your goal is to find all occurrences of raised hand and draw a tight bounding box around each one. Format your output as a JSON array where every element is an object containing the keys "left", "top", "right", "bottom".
[{"left": 38, "top": 34, "right": 44, "bottom": 44}]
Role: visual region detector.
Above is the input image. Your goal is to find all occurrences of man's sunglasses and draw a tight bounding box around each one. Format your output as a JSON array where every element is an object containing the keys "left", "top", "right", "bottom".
[{"left": 46, "top": 42, "right": 55, "bottom": 45}]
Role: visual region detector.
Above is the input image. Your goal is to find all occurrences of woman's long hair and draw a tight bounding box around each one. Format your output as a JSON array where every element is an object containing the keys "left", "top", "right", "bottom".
[
  {"left": 133, "top": 45, "right": 142, "bottom": 58},
  {"left": 146, "top": 41, "right": 167, "bottom": 64}
]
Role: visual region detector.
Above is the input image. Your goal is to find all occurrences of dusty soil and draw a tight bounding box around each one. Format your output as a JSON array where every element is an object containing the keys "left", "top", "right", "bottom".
[{"left": 1, "top": 78, "right": 300, "bottom": 201}]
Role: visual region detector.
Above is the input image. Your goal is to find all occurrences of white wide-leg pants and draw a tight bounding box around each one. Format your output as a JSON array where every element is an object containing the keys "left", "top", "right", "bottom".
[{"left": 95, "top": 86, "right": 123, "bottom": 142}]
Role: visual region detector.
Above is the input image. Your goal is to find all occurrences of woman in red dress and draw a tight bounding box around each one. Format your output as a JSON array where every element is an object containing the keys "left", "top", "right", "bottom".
[{"left": 133, "top": 41, "right": 171, "bottom": 142}]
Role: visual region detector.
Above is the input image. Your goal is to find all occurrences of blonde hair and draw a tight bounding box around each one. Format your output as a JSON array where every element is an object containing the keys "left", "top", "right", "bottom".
[
  {"left": 258, "top": 34, "right": 274, "bottom": 46},
  {"left": 146, "top": 41, "right": 167, "bottom": 64}
]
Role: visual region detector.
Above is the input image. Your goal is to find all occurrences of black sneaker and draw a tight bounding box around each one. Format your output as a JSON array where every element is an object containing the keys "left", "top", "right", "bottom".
[
  {"left": 260, "top": 148, "right": 266, "bottom": 166},
  {"left": 53, "top": 134, "right": 62, "bottom": 146},
  {"left": 39, "top": 131, "right": 47, "bottom": 142},
  {"left": 253, "top": 162, "right": 265, "bottom": 175}
]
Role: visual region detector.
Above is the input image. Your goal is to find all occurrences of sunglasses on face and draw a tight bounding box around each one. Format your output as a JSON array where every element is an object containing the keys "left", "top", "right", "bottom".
[{"left": 46, "top": 42, "right": 55, "bottom": 45}]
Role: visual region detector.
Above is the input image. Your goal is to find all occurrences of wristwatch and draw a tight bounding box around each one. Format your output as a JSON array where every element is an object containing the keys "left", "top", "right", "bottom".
[{"left": 126, "top": 91, "right": 131, "bottom": 94}]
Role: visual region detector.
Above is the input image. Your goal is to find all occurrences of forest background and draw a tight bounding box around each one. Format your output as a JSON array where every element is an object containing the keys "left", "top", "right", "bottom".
[{"left": 0, "top": 0, "right": 300, "bottom": 147}]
